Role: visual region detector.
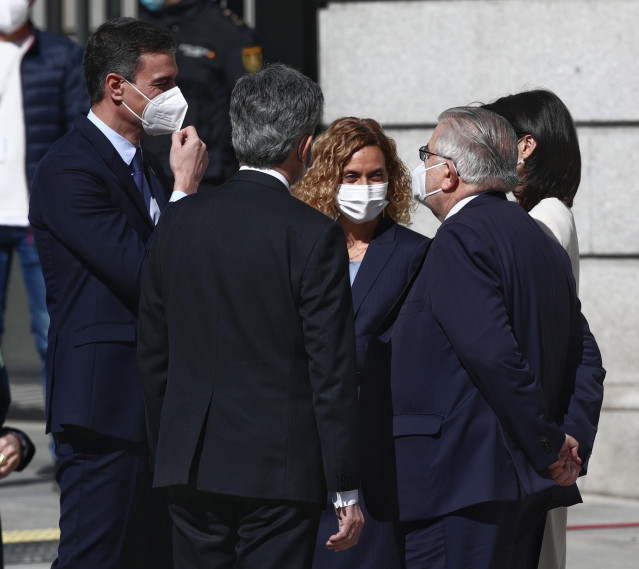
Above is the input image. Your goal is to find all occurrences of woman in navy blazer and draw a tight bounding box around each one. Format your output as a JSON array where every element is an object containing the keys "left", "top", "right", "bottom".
[{"left": 294, "top": 117, "right": 430, "bottom": 569}]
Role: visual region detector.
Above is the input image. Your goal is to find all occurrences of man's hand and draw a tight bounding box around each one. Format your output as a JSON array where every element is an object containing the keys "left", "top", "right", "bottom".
[
  {"left": 0, "top": 433, "right": 22, "bottom": 479},
  {"left": 325, "top": 503, "right": 364, "bottom": 552},
  {"left": 548, "top": 434, "right": 582, "bottom": 487},
  {"left": 170, "top": 126, "right": 208, "bottom": 195}
]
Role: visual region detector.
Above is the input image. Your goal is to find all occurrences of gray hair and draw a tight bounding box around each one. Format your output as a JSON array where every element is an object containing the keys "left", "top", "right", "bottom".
[
  {"left": 230, "top": 63, "right": 324, "bottom": 168},
  {"left": 434, "top": 107, "right": 518, "bottom": 192}
]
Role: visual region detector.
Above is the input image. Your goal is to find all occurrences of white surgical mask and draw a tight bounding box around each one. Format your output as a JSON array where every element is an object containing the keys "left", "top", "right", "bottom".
[
  {"left": 336, "top": 182, "right": 389, "bottom": 223},
  {"left": 411, "top": 161, "right": 446, "bottom": 207},
  {"left": 122, "top": 80, "right": 188, "bottom": 136},
  {"left": 0, "top": 0, "right": 30, "bottom": 35}
]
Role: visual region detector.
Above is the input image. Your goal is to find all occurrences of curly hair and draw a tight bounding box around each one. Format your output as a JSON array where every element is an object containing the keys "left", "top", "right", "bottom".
[{"left": 292, "top": 117, "right": 413, "bottom": 225}]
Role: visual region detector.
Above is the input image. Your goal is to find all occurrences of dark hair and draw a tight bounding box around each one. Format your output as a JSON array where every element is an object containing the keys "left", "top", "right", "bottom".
[
  {"left": 483, "top": 89, "right": 581, "bottom": 211},
  {"left": 230, "top": 63, "right": 323, "bottom": 168},
  {"left": 84, "top": 17, "right": 176, "bottom": 105}
]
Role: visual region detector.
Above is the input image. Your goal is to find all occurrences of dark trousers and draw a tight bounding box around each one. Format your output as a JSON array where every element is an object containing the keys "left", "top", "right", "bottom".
[
  {"left": 168, "top": 486, "right": 322, "bottom": 569},
  {"left": 514, "top": 491, "right": 554, "bottom": 569},
  {"left": 397, "top": 501, "right": 521, "bottom": 569},
  {"left": 53, "top": 428, "right": 172, "bottom": 569}
]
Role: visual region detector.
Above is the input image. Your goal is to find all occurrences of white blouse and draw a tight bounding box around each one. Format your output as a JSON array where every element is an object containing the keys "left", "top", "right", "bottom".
[{"left": 528, "top": 197, "right": 579, "bottom": 293}]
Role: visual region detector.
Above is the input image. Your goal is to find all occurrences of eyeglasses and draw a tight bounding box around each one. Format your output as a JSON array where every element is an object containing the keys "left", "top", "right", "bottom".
[
  {"left": 419, "top": 146, "right": 453, "bottom": 163},
  {"left": 418, "top": 145, "right": 459, "bottom": 176}
]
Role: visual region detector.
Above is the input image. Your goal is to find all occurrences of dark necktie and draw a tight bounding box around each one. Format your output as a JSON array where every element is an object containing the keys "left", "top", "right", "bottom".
[{"left": 130, "top": 147, "right": 152, "bottom": 214}]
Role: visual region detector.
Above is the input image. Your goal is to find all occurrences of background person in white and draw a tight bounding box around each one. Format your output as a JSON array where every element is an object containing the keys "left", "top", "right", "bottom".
[{"left": 0, "top": 0, "right": 87, "bottom": 433}]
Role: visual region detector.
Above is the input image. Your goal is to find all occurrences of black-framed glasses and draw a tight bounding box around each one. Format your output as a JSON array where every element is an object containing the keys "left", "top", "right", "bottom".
[{"left": 419, "top": 146, "right": 452, "bottom": 163}]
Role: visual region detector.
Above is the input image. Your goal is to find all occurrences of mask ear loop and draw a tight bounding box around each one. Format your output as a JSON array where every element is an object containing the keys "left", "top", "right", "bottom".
[
  {"left": 120, "top": 78, "right": 152, "bottom": 127},
  {"left": 516, "top": 136, "right": 527, "bottom": 166}
]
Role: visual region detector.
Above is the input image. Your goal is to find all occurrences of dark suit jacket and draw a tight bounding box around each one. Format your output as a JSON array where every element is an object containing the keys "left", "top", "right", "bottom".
[
  {"left": 351, "top": 217, "right": 430, "bottom": 372},
  {"left": 138, "top": 170, "right": 360, "bottom": 506},
  {"left": 29, "top": 114, "right": 170, "bottom": 442},
  {"left": 312, "top": 219, "right": 429, "bottom": 569},
  {"left": 361, "top": 192, "right": 605, "bottom": 522}
]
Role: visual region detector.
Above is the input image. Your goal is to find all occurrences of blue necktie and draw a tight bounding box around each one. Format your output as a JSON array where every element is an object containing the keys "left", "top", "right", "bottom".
[{"left": 130, "top": 147, "right": 152, "bottom": 214}]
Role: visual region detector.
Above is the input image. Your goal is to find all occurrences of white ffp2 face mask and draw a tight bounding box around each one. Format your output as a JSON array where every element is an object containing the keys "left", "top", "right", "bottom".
[
  {"left": 0, "top": 0, "right": 30, "bottom": 35},
  {"left": 411, "top": 161, "right": 446, "bottom": 207},
  {"left": 336, "top": 182, "right": 389, "bottom": 223},
  {"left": 122, "top": 80, "right": 188, "bottom": 136}
]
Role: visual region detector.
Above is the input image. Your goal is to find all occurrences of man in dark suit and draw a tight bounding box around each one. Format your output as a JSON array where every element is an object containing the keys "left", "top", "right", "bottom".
[
  {"left": 360, "top": 107, "right": 605, "bottom": 569},
  {"left": 137, "top": 63, "right": 364, "bottom": 569},
  {"left": 28, "top": 18, "right": 207, "bottom": 569}
]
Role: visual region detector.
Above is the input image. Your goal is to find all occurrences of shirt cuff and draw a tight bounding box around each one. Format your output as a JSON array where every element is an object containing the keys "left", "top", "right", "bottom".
[
  {"left": 332, "top": 489, "right": 359, "bottom": 508},
  {"left": 169, "top": 190, "right": 188, "bottom": 202}
]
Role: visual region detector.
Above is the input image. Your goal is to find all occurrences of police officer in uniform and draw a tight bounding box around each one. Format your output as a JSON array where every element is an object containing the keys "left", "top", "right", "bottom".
[{"left": 139, "top": 0, "right": 262, "bottom": 189}]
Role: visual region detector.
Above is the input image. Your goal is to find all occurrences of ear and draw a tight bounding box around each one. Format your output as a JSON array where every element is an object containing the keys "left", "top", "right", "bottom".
[
  {"left": 298, "top": 134, "right": 313, "bottom": 163},
  {"left": 440, "top": 159, "right": 458, "bottom": 192},
  {"left": 105, "top": 73, "right": 125, "bottom": 103},
  {"left": 518, "top": 134, "right": 537, "bottom": 162}
]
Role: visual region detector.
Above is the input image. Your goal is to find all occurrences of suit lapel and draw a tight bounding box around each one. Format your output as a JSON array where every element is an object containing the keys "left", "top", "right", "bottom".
[
  {"left": 74, "top": 115, "right": 154, "bottom": 230},
  {"left": 374, "top": 238, "right": 431, "bottom": 341},
  {"left": 351, "top": 220, "right": 397, "bottom": 316}
]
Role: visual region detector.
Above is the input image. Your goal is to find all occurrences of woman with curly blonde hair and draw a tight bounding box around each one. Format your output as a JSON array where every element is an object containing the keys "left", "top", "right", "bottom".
[
  {"left": 294, "top": 117, "right": 430, "bottom": 569},
  {"left": 295, "top": 117, "right": 413, "bottom": 225}
]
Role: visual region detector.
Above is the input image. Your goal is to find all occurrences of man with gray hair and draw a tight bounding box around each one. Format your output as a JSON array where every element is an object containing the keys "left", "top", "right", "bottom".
[
  {"left": 138, "top": 63, "right": 364, "bottom": 569},
  {"left": 360, "top": 107, "right": 604, "bottom": 569}
]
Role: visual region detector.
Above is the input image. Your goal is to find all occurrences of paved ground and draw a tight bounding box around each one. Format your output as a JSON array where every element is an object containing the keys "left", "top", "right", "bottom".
[{"left": 1, "top": 376, "right": 638, "bottom": 568}]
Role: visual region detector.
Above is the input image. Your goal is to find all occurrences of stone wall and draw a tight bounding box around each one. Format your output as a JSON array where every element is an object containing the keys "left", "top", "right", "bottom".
[{"left": 319, "top": 0, "right": 639, "bottom": 497}]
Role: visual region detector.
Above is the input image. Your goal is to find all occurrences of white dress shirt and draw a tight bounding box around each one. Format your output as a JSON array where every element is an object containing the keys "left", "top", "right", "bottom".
[
  {"left": 528, "top": 197, "right": 580, "bottom": 292},
  {"left": 0, "top": 34, "right": 34, "bottom": 226}
]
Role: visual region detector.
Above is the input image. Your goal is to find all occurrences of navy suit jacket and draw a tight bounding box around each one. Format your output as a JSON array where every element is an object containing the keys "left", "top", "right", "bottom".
[
  {"left": 360, "top": 192, "right": 605, "bottom": 522},
  {"left": 29, "top": 114, "right": 170, "bottom": 442},
  {"left": 312, "top": 219, "right": 429, "bottom": 569},
  {"left": 351, "top": 217, "right": 430, "bottom": 372}
]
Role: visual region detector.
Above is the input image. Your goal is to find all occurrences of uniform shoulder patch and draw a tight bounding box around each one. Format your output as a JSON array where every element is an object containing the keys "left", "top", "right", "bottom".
[{"left": 241, "top": 46, "right": 263, "bottom": 73}]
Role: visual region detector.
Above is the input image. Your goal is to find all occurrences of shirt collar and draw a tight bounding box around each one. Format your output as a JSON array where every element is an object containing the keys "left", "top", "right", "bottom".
[
  {"left": 87, "top": 109, "right": 139, "bottom": 165},
  {"left": 445, "top": 194, "right": 480, "bottom": 220},
  {"left": 239, "top": 165, "right": 290, "bottom": 191}
]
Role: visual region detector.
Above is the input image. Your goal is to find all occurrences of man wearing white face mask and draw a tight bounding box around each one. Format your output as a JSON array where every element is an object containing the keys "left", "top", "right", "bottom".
[
  {"left": 361, "top": 107, "right": 604, "bottom": 569},
  {"left": 29, "top": 17, "right": 208, "bottom": 569},
  {"left": 0, "top": 0, "right": 87, "bottom": 466},
  {"left": 411, "top": 149, "right": 456, "bottom": 209}
]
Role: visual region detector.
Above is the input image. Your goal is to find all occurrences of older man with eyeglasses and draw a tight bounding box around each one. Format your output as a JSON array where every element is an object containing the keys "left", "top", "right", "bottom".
[{"left": 359, "top": 106, "right": 604, "bottom": 569}]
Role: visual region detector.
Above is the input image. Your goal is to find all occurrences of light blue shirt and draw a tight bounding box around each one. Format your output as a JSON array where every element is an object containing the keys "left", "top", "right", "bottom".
[{"left": 349, "top": 260, "right": 362, "bottom": 285}]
